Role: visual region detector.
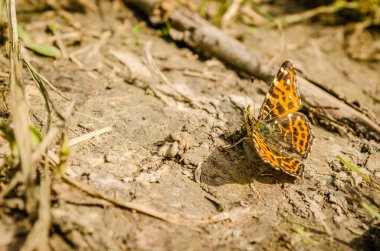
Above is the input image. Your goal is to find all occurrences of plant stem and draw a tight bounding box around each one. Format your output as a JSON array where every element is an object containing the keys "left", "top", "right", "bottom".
[{"left": 6, "top": 0, "right": 35, "bottom": 214}]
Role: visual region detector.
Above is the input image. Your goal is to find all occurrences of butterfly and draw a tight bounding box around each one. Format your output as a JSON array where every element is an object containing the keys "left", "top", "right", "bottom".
[{"left": 245, "top": 60, "right": 314, "bottom": 177}]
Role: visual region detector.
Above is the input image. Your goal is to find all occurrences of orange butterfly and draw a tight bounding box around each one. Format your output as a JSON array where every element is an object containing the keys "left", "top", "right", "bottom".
[{"left": 245, "top": 61, "right": 314, "bottom": 177}]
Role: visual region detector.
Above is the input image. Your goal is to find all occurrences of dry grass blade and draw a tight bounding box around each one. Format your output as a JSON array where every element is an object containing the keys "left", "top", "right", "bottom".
[
  {"left": 347, "top": 193, "right": 380, "bottom": 220},
  {"left": 21, "top": 159, "right": 51, "bottom": 251},
  {"left": 361, "top": 201, "right": 380, "bottom": 220},
  {"left": 23, "top": 58, "right": 52, "bottom": 133},
  {"left": 144, "top": 40, "right": 170, "bottom": 85},
  {"left": 22, "top": 55, "right": 70, "bottom": 100},
  {"left": 32, "top": 127, "right": 60, "bottom": 163},
  {"left": 22, "top": 56, "right": 70, "bottom": 101},
  {"left": 0, "top": 172, "right": 22, "bottom": 202},
  {"left": 68, "top": 126, "right": 112, "bottom": 147},
  {"left": 22, "top": 55, "right": 70, "bottom": 134},
  {"left": 339, "top": 155, "right": 380, "bottom": 191},
  {"left": 6, "top": 0, "right": 36, "bottom": 214},
  {"left": 144, "top": 40, "right": 201, "bottom": 108},
  {"left": 269, "top": 0, "right": 360, "bottom": 28},
  {"left": 221, "top": 0, "right": 243, "bottom": 28}
]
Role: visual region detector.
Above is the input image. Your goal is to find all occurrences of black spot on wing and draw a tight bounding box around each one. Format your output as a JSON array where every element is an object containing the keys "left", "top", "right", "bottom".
[
  {"left": 276, "top": 104, "right": 285, "bottom": 115},
  {"left": 271, "top": 92, "right": 279, "bottom": 99},
  {"left": 299, "top": 139, "right": 304, "bottom": 146}
]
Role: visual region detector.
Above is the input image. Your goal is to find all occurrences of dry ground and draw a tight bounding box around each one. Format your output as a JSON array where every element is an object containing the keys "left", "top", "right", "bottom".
[{"left": 1, "top": 1, "right": 380, "bottom": 250}]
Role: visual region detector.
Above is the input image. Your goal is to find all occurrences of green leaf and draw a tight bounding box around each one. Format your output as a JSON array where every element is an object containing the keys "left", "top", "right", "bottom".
[
  {"left": 17, "top": 26, "right": 31, "bottom": 43},
  {"left": 60, "top": 143, "right": 71, "bottom": 157},
  {"left": 132, "top": 23, "right": 142, "bottom": 34},
  {"left": 123, "top": 38, "right": 134, "bottom": 46},
  {"left": 18, "top": 25, "right": 61, "bottom": 58},
  {"left": 29, "top": 125, "right": 42, "bottom": 148},
  {"left": 246, "top": 27, "right": 257, "bottom": 34},
  {"left": 25, "top": 42, "right": 62, "bottom": 58},
  {"left": 161, "top": 20, "right": 172, "bottom": 37},
  {"left": 0, "top": 123, "right": 17, "bottom": 154},
  {"left": 47, "top": 23, "right": 57, "bottom": 32},
  {"left": 292, "top": 225, "right": 305, "bottom": 235}
]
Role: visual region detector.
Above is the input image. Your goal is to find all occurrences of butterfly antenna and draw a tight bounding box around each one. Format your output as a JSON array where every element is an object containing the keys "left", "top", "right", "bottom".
[{"left": 251, "top": 76, "right": 256, "bottom": 118}]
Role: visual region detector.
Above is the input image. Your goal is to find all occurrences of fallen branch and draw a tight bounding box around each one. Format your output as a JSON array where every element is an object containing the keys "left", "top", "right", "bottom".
[{"left": 125, "top": 0, "right": 380, "bottom": 141}]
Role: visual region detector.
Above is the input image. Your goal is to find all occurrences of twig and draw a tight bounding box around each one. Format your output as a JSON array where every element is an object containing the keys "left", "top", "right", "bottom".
[
  {"left": 22, "top": 158, "right": 51, "bottom": 251},
  {"left": 68, "top": 126, "right": 112, "bottom": 147},
  {"left": 221, "top": 0, "right": 243, "bottom": 29},
  {"left": 144, "top": 40, "right": 171, "bottom": 85},
  {"left": 194, "top": 162, "right": 202, "bottom": 184},
  {"left": 269, "top": 0, "right": 360, "bottom": 28},
  {"left": 62, "top": 173, "right": 204, "bottom": 226},
  {"left": 74, "top": 111, "right": 108, "bottom": 123},
  {"left": 52, "top": 29, "right": 68, "bottom": 58},
  {"left": 144, "top": 40, "right": 201, "bottom": 108},
  {"left": 182, "top": 69, "right": 218, "bottom": 81},
  {"left": 69, "top": 55, "right": 85, "bottom": 68},
  {"left": 249, "top": 180, "right": 267, "bottom": 205},
  {"left": 207, "top": 206, "right": 254, "bottom": 224},
  {"left": 78, "top": 0, "right": 99, "bottom": 12},
  {"left": 0, "top": 172, "right": 22, "bottom": 201}
]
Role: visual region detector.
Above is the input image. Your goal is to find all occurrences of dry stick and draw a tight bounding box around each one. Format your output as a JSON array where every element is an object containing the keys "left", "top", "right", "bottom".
[
  {"left": 126, "top": 1, "right": 380, "bottom": 141},
  {"left": 22, "top": 158, "right": 51, "bottom": 251},
  {"left": 6, "top": 0, "right": 36, "bottom": 214},
  {"left": 221, "top": 0, "right": 243, "bottom": 29},
  {"left": 144, "top": 40, "right": 200, "bottom": 107},
  {"left": 0, "top": 172, "right": 22, "bottom": 201},
  {"left": 182, "top": 69, "right": 218, "bottom": 81},
  {"left": 68, "top": 126, "right": 112, "bottom": 147},
  {"left": 61, "top": 173, "right": 203, "bottom": 226},
  {"left": 270, "top": 0, "right": 360, "bottom": 28}
]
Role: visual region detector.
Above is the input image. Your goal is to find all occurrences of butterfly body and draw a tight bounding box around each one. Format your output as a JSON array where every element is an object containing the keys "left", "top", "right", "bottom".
[{"left": 245, "top": 61, "right": 314, "bottom": 177}]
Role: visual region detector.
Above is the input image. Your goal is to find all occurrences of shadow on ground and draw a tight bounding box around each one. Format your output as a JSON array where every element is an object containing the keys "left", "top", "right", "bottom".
[{"left": 201, "top": 141, "right": 298, "bottom": 187}]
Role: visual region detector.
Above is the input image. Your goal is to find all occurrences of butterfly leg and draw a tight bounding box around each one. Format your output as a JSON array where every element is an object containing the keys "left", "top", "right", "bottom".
[
  {"left": 245, "top": 105, "right": 256, "bottom": 136},
  {"left": 222, "top": 137, "right": 251, "bottom": 150},
  {"left": 277, "top": 123, "right": 290, "bottom": 140}
]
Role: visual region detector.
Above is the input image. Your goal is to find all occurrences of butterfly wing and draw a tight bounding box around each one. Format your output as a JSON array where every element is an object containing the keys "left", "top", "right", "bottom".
[
  {"left": 258, "top": 61, "right": 301, "bottom": 123},
  {"left": 250, "top": 129, "right": 304, "bottom": 177},
  {"left": 265, "top": 112, "right": 314, "bottom": 159}
]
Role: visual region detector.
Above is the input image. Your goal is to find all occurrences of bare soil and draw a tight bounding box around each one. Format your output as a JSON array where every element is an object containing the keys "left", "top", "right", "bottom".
[{"left": 1, "top": 1, "right": 380, "bottom": 250}]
